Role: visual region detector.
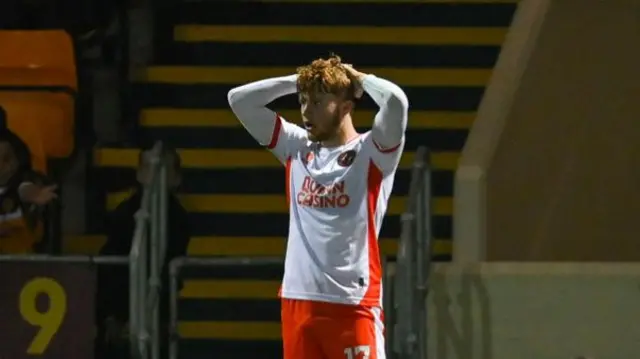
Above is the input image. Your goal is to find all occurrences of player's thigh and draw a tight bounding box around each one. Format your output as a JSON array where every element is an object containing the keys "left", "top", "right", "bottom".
[
  {"left": 318, "top": 306, "right": 385, "bottom": 359},
  {"left": 281, "top": 299, "right": 325, "bottom": 359}
]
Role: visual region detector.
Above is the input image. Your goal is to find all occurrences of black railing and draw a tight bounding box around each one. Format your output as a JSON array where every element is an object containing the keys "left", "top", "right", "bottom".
[{"left": 389, "top": 146, "right": 434, "bottom": 359}]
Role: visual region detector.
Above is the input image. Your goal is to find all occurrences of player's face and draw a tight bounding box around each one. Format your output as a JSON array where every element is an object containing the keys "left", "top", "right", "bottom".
[{"left": 299, "top": 92, "right": 351, "bottom": 142}]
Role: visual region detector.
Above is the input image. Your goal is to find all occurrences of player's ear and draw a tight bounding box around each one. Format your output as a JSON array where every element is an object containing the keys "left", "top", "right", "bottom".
[{"left": 340, "top": 99, "right": 354, "bottom": 115}]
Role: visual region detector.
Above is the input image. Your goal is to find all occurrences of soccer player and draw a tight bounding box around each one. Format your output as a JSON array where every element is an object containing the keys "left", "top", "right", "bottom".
[{"left": 228, "top": 55, "right": 408, "bottom": 359}]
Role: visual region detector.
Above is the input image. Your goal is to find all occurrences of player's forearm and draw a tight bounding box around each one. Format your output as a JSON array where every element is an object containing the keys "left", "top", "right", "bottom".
[
  {"left": 228, "top": 75, "right": 298, "bottom": 109},
  {"left": 363, "top": 75, "right": 409, "bottom": 149},
  {"left": 227, "top": 75, "right": 298, "bottom": 145}
]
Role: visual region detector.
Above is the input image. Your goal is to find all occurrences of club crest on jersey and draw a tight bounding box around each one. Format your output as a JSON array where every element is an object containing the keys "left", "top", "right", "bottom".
[
  {"left": 304, "top": 151, "right": 315, "bottom": 165},
  {"left": 337, "top": 150, "right": 357, "bottom": 167}
]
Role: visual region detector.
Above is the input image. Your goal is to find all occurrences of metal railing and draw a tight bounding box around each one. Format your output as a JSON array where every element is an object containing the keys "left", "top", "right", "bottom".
[
  {"left": 390, "top": 146, "right": 434, "bottom": 359},
  {"left": 129, "top": 141, "right": 169, "bottom": 359},
  {"left": 383, "top": 256, "right": 396, "bottom": 357}
]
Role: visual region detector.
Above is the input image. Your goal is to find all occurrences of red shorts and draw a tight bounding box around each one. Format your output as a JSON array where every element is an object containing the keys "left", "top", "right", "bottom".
[{"left": 281, "top": 298, "right": 385, "bottom": 359}]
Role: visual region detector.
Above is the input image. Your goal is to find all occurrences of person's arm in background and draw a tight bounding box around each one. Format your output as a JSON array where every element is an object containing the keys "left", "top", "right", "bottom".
[
  {"left": 228, "top": 75, "right": 308, "bottom": 163},
  {"left": 18, "top": 171, "right": 57, "bottom": 206},
  {"left": 167, "top": 194, "right": 191, "bottom": 287},
  {"left": 100, "top": 197, "right": 136, "bottom": 256},
  {"left": 96, "top": 194, "right": 138, "bottom": 342},
  {"left": 157, "top": 194, "right": 191, "bottom": 323},
  {"left": 15, "top": 172, "right": 57, "bottom": 251},
  {"left": 172, "top": 201, "right": 191, "bottom": 259}
]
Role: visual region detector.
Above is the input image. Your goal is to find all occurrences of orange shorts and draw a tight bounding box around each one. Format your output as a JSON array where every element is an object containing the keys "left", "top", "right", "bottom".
[{"left": 281, "top": 298, "right": 385, "bottom": 359}]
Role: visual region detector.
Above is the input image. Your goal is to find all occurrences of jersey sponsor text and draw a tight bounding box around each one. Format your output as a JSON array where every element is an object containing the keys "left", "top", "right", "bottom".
[{"left": 297, "top": 176, "right": 350, "bottom": 209}]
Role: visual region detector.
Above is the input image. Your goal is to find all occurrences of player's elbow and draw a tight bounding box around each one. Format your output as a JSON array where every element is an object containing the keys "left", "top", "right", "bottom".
[
  {"left": 227, "top": 86, "right": 242, "bottom": 110},
  {"left": 228, "top": 85, "right": 257, "bottom": 112},
  {"left": 386, "top": 86, "right": 409, "bottom": 113},
  {"left": 380, "top": 88, "right": 409, "bottom": 131}
]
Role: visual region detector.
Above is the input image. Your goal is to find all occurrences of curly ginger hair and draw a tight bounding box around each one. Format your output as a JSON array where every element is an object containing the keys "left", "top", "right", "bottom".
[{"left": 296, "top": 55, "right": 356, "bottom": 100}]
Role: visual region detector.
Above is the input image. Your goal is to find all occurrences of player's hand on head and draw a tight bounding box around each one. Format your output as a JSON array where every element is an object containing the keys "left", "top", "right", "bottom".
[
  {"left": 352, "top": 82, "right": 365, "bottom": 100},
  {"left": 342, "top": 64, "right": 366, "bottom": 99},
  {"left": 342, "top": 63, "right": 365, "bottom": 79}
]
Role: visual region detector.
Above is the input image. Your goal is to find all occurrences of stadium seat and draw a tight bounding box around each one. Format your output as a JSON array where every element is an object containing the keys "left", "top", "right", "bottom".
[
  {"left": 0, "top": 93, "right": 69, "bottom": 172},
  {"left": 0, "top": 30, "right": 77, "bottom": 172},
  {"left": 0, "top": 30, "right": 76, "bottom": 90}
]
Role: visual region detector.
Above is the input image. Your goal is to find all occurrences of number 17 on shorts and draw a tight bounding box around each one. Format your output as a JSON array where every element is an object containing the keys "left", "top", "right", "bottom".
[
  {"left": 281, "top": 299, "right": 385, "bottom": 359},
  {"left": 344, "top": 345, "right": 371, "bottom": 359}
]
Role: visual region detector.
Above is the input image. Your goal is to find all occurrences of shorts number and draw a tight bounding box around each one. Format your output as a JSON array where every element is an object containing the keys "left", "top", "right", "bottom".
[
  {"left": 344, "top": 345, "right": 371, "bottom": 359},
  {"left": 19, "top": 277, "right": 67, "bottom": 354}
]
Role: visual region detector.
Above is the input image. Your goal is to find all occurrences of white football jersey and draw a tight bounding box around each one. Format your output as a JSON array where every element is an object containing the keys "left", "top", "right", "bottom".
[{"left": 268, "top": 115, "right": 404, "bottom": 307}]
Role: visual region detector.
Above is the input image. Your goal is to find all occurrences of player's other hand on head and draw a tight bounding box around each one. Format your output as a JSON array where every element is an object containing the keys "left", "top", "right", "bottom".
[{"left": 341, "top": 64, "right": 366, "bottom": 99}]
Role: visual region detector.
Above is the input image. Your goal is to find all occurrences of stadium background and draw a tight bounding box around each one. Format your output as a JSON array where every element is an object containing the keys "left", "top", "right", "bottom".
[{"left": 1, "top": 0, "right": 638, "bottom": 358}]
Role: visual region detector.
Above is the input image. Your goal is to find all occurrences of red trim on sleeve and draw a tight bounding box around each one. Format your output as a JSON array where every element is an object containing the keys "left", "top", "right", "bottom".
[
  {"left": 372, "top": 139, "right": 401, "bottom": 153},
  {"left": 267, "top": 114, "right": 282, "bottom": 149}
]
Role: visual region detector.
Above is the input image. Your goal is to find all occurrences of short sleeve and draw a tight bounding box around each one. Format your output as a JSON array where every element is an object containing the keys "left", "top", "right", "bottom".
[
  {"left": 364, "top": 131, "right": 405, "bottom": 176},
  {"left": 266, "top": 114, "right": 308, "bottom": 164}
]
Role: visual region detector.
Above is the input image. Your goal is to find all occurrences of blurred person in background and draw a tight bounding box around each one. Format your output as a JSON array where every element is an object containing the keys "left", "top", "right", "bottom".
[
  {"left": 0, "top": 128, "right": 57, "bottom": 253},
  {"left": 95, "top": 145, "right": 190, "bottom": 359}
]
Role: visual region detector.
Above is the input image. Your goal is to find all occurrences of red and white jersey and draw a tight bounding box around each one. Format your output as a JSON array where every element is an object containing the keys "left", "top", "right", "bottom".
[
  {"left": 268, "top": 116, "right": 403, "bottom": 306},
  {"left": 228, "top": 73, "right": 408, "bottom": 307}
]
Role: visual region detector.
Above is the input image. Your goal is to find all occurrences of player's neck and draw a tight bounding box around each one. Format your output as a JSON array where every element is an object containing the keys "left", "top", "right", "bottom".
[{"left": 322, "top": 116, "right": 359, "bottom": 148}]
